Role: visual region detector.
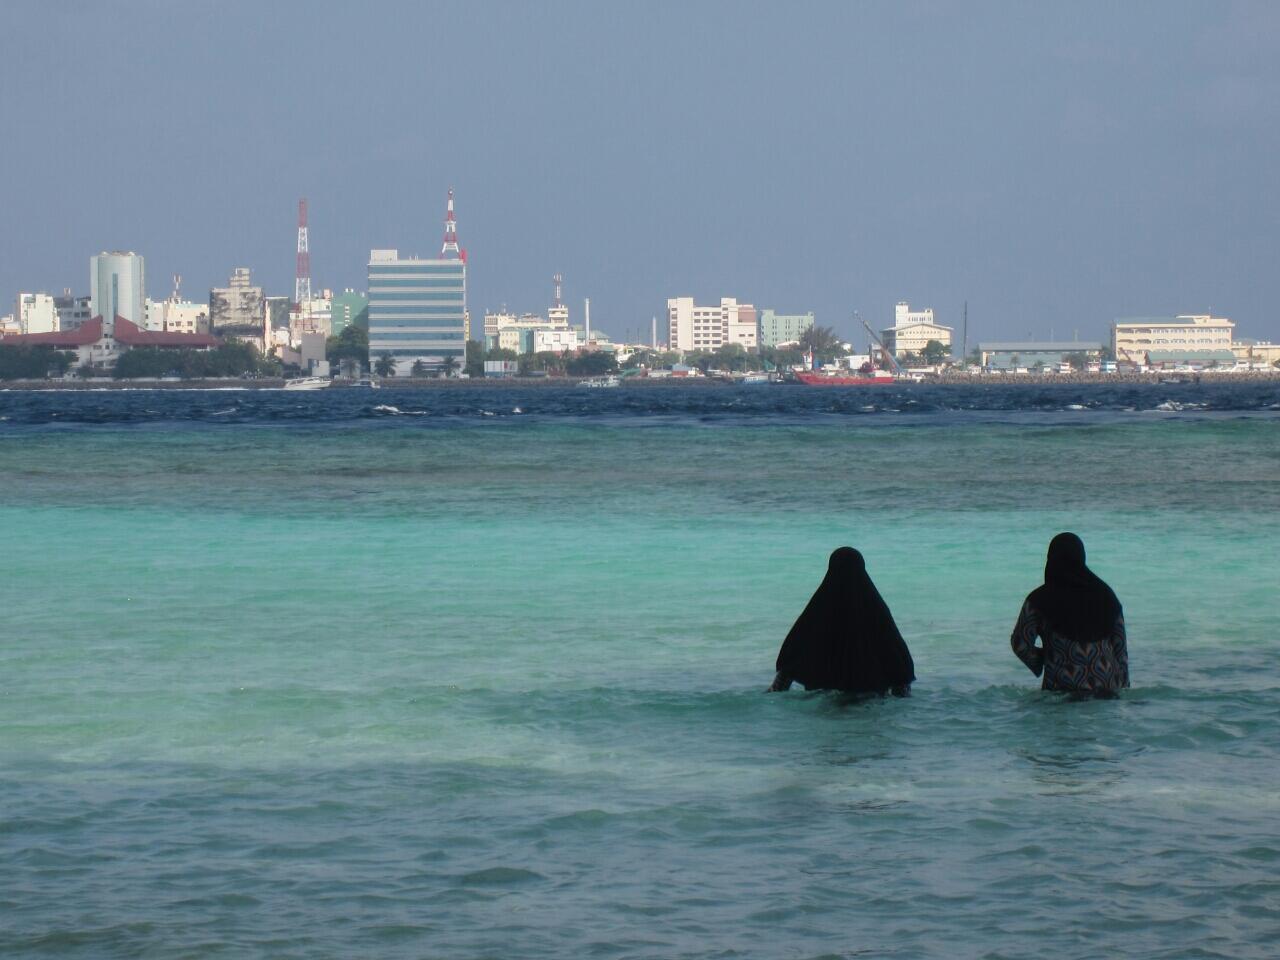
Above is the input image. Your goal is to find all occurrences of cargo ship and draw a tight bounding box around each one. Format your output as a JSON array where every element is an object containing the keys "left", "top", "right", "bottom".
[{"left": 789, "top": 314, "right": 905, "bottom": 385}]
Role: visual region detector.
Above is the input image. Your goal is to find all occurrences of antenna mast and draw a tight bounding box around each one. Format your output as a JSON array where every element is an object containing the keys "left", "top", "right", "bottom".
[
  {"left": 441, "top": 189, "right": 463, "bottom": 260},
  {"left": 295, "top": 199, "right": 311, "bottom": 307}
]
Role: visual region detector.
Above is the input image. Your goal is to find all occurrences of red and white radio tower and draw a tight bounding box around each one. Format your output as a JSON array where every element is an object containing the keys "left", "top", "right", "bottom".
[
  {"left": 295, "top": 198, "right": 312, "bottom": 306},
  {"left": 440, "top": 189, "right": 464, "bottom": 261}
]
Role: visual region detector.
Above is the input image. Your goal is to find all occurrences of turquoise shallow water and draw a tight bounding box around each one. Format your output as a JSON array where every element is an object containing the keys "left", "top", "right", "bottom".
[{"left": 2, "top": 389, "right": 1279, "bottom": 958}]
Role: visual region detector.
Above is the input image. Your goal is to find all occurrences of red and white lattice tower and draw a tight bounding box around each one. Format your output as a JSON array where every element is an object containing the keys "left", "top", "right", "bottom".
[
  {"left": 552, "top": 274, "right": 563, "bottom": 308},
  {"left": 295, "top": 198, "right": 312, "bottom": 306},
  {"left": 440, "top": 189, "right": 464, "bottom": 260}
]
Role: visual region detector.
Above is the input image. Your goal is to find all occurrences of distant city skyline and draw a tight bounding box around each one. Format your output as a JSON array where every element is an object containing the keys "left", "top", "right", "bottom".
[{"left": 2, "top": 1, "right": 1277, "bottom": 344}]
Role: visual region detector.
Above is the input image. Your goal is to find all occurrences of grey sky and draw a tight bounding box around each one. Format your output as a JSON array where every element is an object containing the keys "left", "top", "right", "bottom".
[{"left": 3, "top": 0, "right": 1277, "bottom": 344}]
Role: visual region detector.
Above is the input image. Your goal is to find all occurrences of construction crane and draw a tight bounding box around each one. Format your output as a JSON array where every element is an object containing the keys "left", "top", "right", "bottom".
[{"left": 860, "top": 315, "right": 903, "bottom": 375}]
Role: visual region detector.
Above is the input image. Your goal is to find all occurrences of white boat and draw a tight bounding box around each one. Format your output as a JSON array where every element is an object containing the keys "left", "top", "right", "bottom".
[
  {"left": 577, "top": 376, "right": 621, "bottom": 389},
  {"left": 282, "top": 376, "right": 331, "bottom": 390},
  {"left": 740, "top": 373, "right": 770, "bottom": 384}
]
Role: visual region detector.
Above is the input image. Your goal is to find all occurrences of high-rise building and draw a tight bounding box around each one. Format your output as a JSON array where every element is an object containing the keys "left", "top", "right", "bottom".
[
  {"left": 366, "top": 192, "right": 467, "bottom": 376},
  {"left": 758, "top": 310, "right": 814, "bottom": 347},
  {"left": 666, "top": 297, "right": 758, "bottom": 352},
  {"left": 90, "top": 252, "right": 145, "bottom": 330},
  {"left": 209, "top": 267, "right": 267, "bottom": 350},
  {"left": 881, "top": 301, "right": 953, "bottom": 358},
  {"left": 14, "top": 293, "right": 59, "bottom": 334},
  {"left": 367, "top": 251, "right": 466, "bottom": 374}
]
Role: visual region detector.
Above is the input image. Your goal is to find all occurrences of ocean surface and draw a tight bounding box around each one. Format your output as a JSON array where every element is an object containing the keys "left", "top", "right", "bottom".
[{"left": 2, "top": 382, "right": 1278, "bottom": 959}]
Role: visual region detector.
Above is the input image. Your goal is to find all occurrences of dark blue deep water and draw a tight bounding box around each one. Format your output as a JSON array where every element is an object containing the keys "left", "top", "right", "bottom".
[{"left": 1, "top": 379, "right": 1278, "bottom": 426}]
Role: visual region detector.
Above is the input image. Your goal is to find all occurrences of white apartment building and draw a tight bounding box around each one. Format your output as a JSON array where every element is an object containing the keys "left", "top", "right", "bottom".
[
  {"left": 54, "top": 291, "right": 92, "bottom": 331},
  {"left": 1233, "top": 340, "right": 1280, "bottom": 367},
  {"left": 881, "top": 301, "right": 953, "bottom": 359},
  {"left": 0, "top": 314, "right": 18, "bottom": 336},
  {"left": 533, "top": 328, "right": 581, "bottom": 353},
  {"left": 15, "top": 293, "right": 59, "bottom": 334},
  {"left": 210, "top": 267, "right": 268, "bottom": 351},
  {"left": 484, "top": 311, "right": 544, "bottom": 337},
  {"left": 667, "top": 297, "right": 758, "bottom": 352},
  {"left": 146, "top": 298, "right": 210, "bottom": 335},
  {"left": 290, "top": 290, "right": 333, "bottom": 341},
  {"left": 167, "top": 301, "right": 210, "bottom": 335},
  {"left": 484, "top": 306, "right": 573, "bottom": 354},
  {"left": 1112, "top": 315, "right": 1234, "bottom": 364}
]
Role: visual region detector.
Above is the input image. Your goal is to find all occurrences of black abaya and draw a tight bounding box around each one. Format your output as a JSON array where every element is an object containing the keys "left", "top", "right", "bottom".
[
  {"left": 1026, "top": 532, "right": 1122, "bottom": 643},
  {"left": 772, "top": 547, "right": 915, "bottom": 693}
]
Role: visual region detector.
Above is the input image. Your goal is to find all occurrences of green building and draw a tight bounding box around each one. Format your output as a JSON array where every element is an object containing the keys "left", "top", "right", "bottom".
[
  {"left": 759, "top": 309, "right": 814, "bottom": 347},
  {"left": 330, "top": 289, "right": 369, "bottom": 335}
]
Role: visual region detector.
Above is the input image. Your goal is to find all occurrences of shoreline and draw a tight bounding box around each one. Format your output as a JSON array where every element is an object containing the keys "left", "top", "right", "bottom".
[{"left": 1, "top": 370, "right": 1278, "bottom": 390}]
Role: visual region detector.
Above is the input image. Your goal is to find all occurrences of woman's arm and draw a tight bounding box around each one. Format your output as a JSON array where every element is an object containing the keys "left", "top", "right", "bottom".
[
  {"left": 1010, "top": 600, "right": 1044, "bottom": 676},
  {"left": 766, "top": 671, "right": 793, "bottom": 692},
  {"left": 1112, "top": 613, "right": 1130, "bottom": 687}
]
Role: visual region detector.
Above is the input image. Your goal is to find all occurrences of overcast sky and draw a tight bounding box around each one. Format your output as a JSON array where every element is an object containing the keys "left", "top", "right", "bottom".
[{"left": 2, "top": 0, "right": 1277, "bottom": 344}]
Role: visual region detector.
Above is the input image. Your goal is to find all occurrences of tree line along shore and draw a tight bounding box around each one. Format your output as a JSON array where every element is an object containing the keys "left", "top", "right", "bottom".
[{"left": 3, "top": 323, "right": 1278, "bottom": 386}]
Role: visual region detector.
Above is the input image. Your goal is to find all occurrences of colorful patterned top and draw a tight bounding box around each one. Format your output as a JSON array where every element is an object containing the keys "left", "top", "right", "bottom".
[{"left": 1010, "top": 599, "right": 1129, "bottom": 693}]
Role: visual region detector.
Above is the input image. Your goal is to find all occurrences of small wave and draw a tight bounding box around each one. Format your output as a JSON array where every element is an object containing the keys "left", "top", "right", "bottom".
[
  {"left": 457, "top": 866, "right": 544, "bottom": 886},
  {"left": 1065, "top": 404, "right": 1086, "bottom": 411},
  {"left": 370, "top": 404, "right": 425, "bottom": 416}
]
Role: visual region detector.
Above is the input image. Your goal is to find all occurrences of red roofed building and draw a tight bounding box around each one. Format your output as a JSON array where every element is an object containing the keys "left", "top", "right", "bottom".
[{"left": 0, "top": 315, "right": 219, "bottom": 370}]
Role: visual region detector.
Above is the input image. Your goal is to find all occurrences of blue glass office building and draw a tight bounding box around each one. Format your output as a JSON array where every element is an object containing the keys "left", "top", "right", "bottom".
[{"left": 367, "top": 250, "right": 466, "bottom": 375}]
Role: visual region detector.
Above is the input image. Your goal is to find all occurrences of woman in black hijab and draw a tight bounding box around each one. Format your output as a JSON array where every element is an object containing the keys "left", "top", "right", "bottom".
[
  {"left": 1011, "top": 532, "right": 1129, "bottom": 693},
  {"left": 768, "top": 547, "right": 915, "bottom": 695}
]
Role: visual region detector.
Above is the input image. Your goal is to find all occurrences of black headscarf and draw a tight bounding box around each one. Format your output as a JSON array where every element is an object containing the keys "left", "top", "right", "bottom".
[
  {"left": 775, "top": 547, "right": 915, "bottom": 693},
  {"left": 1026, "top": 532, "right": 1122, "bottom": 642}
]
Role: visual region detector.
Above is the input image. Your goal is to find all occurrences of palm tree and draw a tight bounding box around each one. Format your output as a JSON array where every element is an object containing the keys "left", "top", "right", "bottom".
[
  {"left": 921, "top": 340, "right": 950, "bottom": 365},
  {"left": 439, "top": 354, "right": 460, "bottom": 378},
  {"left": 799, "top": 325, "right": 842, "bottom": 361},
  {"left": 410, "top": 359, "right": 428, "bottom": 378},
  {"left": 373, "top": 353, "right": 397, "bottom": 378}
]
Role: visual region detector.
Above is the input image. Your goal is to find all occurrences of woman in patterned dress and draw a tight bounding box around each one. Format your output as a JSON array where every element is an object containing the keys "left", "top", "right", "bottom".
[
  {"left": 768, "top": 546, "right": 915, "bottom": 695},
  {"left": 1011, "top": 532, "right": 1129, "bottom": 693}
]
